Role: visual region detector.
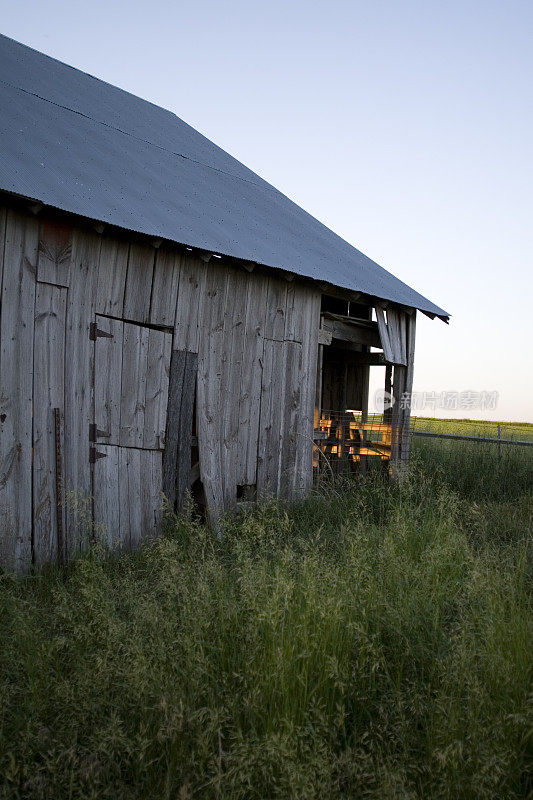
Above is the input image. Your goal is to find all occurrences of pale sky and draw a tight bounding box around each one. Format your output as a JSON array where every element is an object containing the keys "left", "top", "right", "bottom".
[{"left": 1, "top": 0, "right": 532, "bottom": 421}]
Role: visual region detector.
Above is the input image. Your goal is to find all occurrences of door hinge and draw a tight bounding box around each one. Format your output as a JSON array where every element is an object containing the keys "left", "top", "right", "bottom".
[
  {"left": 89, "top": 322, "right": 114, "bottom": 341},
  {"left": 89, "top": 423, "right": 111, "bottom": 443},
  {"left": 89, "top": 446, "right": 107, "bottom": 464}
]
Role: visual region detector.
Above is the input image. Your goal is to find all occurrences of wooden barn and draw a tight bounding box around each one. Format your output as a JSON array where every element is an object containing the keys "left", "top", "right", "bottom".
[{"left": 0, "top": 35, "right": 448, "bottom": 571}]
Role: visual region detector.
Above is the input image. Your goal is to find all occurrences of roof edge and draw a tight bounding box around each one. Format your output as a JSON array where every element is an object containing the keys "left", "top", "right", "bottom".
[{"left": 0, "top": 188, "right": 450, "bottom": 322}]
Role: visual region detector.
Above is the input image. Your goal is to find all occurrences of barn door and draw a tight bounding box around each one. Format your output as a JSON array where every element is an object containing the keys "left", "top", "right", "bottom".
[{"left": 91, "top": 315, "right": 172, "bottom": 548}]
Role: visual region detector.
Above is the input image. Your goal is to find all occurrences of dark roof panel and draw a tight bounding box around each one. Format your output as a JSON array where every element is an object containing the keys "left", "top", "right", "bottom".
[{"left": 0, "top": 34, "right": 449, "bottom": 319}]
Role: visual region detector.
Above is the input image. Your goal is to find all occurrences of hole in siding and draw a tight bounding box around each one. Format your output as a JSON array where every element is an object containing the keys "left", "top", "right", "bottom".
[{"left": 236, "top": 484, "right": 256, "bottom": 501}]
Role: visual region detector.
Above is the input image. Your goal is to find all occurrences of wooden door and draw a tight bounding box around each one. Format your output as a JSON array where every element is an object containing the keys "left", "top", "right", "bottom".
[{"left": 92, "top": 315, "right": 172, "bottom": 548}]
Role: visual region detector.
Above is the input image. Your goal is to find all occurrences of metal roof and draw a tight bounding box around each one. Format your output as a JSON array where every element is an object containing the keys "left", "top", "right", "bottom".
[{"left": 0, "top": 34, "right": 449, "bottom": 320}]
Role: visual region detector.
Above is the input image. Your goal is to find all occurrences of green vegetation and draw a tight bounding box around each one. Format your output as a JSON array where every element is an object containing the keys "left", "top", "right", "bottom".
[
  {"left": 412, "top": 434, "right": 533, "bottom": 501},
  {"left": 1, "top": 445, "right": 532, "bottom": 799},
  {"left": 411, "top": 417, "right": 533, "bottom": 441}
]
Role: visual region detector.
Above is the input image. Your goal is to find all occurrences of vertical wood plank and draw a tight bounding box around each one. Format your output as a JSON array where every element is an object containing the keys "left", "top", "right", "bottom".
[
  {"left": 400, "top": 312, "right": 416, "bottom": 464},
  {"left": 143, "top": 328, "right": 172, "bottom": 449},
  {"left": 119, "top": 446, "right": 142, "bottom": 549},
  {"left": 120, "top": 447, "right": 138, "bottom": 548},
  {"left": 376, "top": 306, "right": 407, "bottom": 366},
  {"left": 149, "top": 248, "right": 181, "bottom": 327},
  {"left": 174, "top": 255, "right": 207, "bottom": 353},
  {"left": 384, "top": 365, "right": 393, "bottom": 424},
  {"left": 315, "top": 343, "right": 323, "bottom": 422},
  {"left": 264, "top": 275, "right": 287, "bottom": 341},
  {"left": 220, "top": 267, "right": 248, "bottom": 507},
  {"left": 94, "top": 316, "right": 124, "bottom": 445},
  {"left": 162, "top": 349, "right": 186, "bottom": 505},
  {"left": 284, "top": 281, "right": 307, "bottom": 342},
  {"left": 375, "top": 306, "right": 394, "bottom": 363},
  {"left": 119, "top": 322, "right": 149, "bottom": 447},
  {"left": 0, "top": 211, "right": 38, "bottom": 572},
  {"left": 399, "top": 312, "right": 407, "bottom": 365},
  {"left": 95, "top": 237, "right": 129, "bottom": 317},
  {"left": 388, "top": 308, "right": 406, "bottom": 365},
  {"left": 37, "top": 220, "right": 72, "bottom": 287},
  {"left": 93, "top": 444, "right": 120, "bottom": 549},
  {"left": 294, "top": 289, "right": 321, "bottom": 497},
  {"left": 236, "top": 273, "right": 269, "bottom": 487},
  {"left": 386, "top": 308, "right": 400, "bottom": 363},
  {"left": 390, "top": 365, "right": 406, "bottom": 469},
  {"left": 33, "top": 283, "right": 67, "bottom": 565},
  {"left": 63, "top": 229, "right": 101, "bottom": 557},
  {"left": 257, "top": 338, "right": 285, "bottom": 497},
  {"left": 162, "top": 349, "right": 197, "bottom": 510},
  {"left": 390, "top": 311, "right": 416, "bottom": 471},
  {"left": 279, "top": 340, "right": 303, "bottom": 499},
  {"left": 360, "top": 307, "right": 372, "bottom": 425},
  {"left": 123, "top": 242, "right": 154, "bottom": 323},
  {"left": 196, "top": 266, "right": 227, "bottom": 528},
  {"left": 175, "top": 352, "right": 197, "bottom": 510},
  {"left": 140, "top": 449, "right": 163, "bottom": 540}
]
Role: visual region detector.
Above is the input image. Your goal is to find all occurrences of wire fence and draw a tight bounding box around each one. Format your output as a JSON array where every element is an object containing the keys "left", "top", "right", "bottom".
[
  {"left": 314, "top": 411, "right": 393, "bottom": 474},
  {"left": 313, "top": 412, "right": 533, "bottom": 500},
  {"left": 408, "top": 416, "right": 533, "bottom": 499},
  {"left": 313, "top": 413, "right": 533, "bottom": 479}
]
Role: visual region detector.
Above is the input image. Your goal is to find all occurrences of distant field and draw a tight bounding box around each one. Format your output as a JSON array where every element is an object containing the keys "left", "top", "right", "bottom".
[
  {"left": 410, "top": 416, "right": 533, "bottom": 441},
  {"left": 356, "top": 414, "right": 533, "bottom": 441}
]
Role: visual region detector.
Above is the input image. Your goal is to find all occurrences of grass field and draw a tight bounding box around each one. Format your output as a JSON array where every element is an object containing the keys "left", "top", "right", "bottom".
[
  {"left": 359, "top": 414, "right": 533, "bottom": 442},
  {"left": 411, "top": 428, "right": 533, "bottom": 501},
  {"left": 411, "top": 416, "right": 533, "bottom": 441},
  {"left": 0, "top": 434, "right": 532, "bottom": 799}
]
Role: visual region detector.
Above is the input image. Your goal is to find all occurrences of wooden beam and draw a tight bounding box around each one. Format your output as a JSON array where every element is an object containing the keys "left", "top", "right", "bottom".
[
  {"left": 347, "top": 352, "right": 386, "bottom": 366},
  {"left": 383, "top": 364, "right": 393, "bottom": 425},
  {"left": 321, "top": 316, "right": 381, "bottom": 349},
  {"left": 319, "top": 284, "right": 366, "bottom": 301},
  {"left": 321, "top": 311, "right": 376, "bottom": 328},
  {"left": 316, "top": 342, "right": 324, "bottom": 418},
  {"left": 318, "top": 327, "right": 332, "bottom": 345},
  {"left": 399, "top": 311, "right": 416, "bottom": 463}
]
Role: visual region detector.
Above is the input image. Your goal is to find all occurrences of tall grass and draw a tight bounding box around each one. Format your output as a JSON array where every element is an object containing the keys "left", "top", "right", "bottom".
[
  {"left": 412, "top": 435, "right": 533, "bottom": 501},
  {"left": 0, "top": 458, "right": 532, "bottom": 798}
]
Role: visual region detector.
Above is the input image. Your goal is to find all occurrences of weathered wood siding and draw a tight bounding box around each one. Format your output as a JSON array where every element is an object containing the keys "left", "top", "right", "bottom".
[
  {"left": 0, "top": 206, "right": 321, "bottom": 569},
  {"left": 374, "top": 305, "right": 417, "bottom": 471},
  {"left": 33, "top": 283, "right": 67, "bottom": 564},
  {"left": 0, "top": 211, "right": 38, "bottom": 571}
]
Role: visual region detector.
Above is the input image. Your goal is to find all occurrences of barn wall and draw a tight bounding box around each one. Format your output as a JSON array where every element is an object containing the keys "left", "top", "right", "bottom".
[{"left": 0, "top": 206, "right": 321, "bottom": 570}]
